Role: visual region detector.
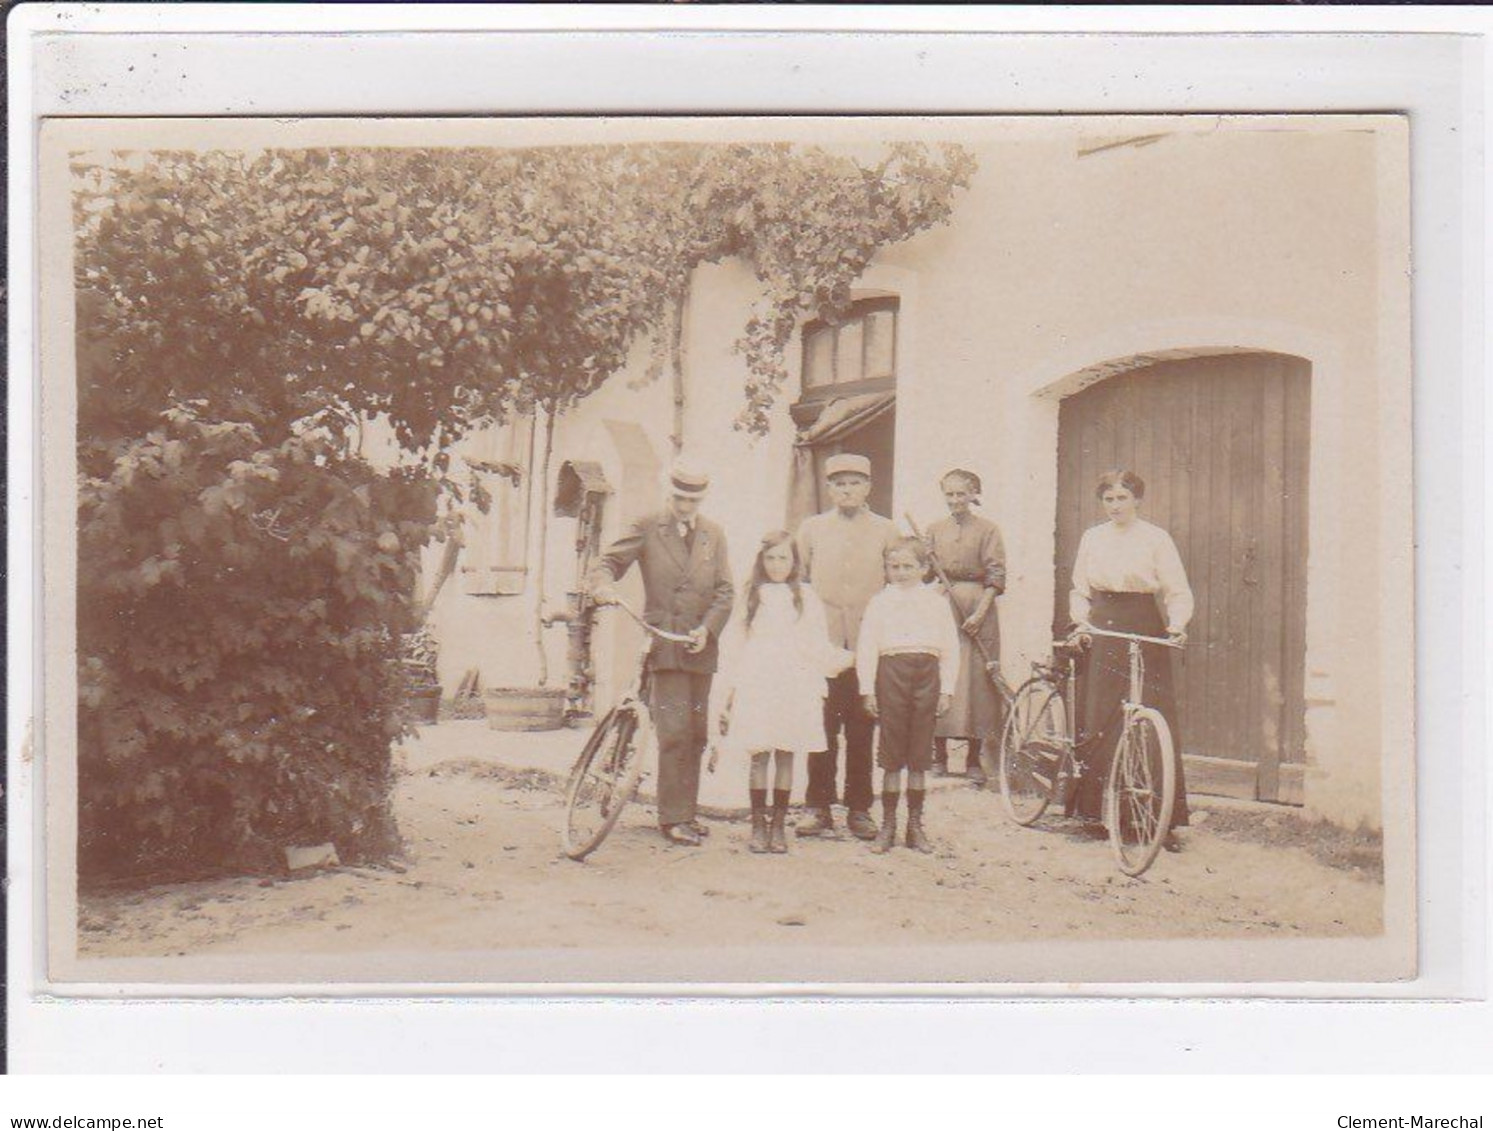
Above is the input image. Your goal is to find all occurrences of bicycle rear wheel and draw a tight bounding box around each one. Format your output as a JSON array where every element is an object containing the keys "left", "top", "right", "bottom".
[
  {"left": 998, "top": 678, "right": 1069, "bottom": 827},
  {"left": 1103, "top": 707, "right": 1176, "bottom": 877},
  {"left": 561, "top": 707, "right": 646, "bottom": 861}
]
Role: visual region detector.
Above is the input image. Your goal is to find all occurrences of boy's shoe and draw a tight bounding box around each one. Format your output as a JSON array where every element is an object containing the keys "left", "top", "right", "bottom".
[
  {"left": 846, "top": 810, "right": 879, "bottom": 840},
  {"left": 870, "top": 820, "right": 898, "bottom": 855},
  {"left": 661, "top": 824, "right": 701, "bottom": 847},
  {"left": 796, "top": 808, "right": 834, "bottom": 837},
  {"left": 966, "top": 765, "right": 988, "bottom": 787},
  {"left": 905, "top": 816, "right": 932, "bottom": 854},
  {"left": 685, "top": 818, "right": 711, "bottom": 839}
]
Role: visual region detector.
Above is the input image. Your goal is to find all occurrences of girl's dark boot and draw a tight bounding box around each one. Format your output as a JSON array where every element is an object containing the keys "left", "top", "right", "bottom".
[
  {"left": 872, "top": 792, "right": 899, "bottom": 854},
  {"left": 769, "top": 789, "right": 790, "bottom": 854},
  {"left": 905, "top": 789, "right": 931, "bottom": 853},
  {"left": 748, "top": 788, "right": 770, "bottom": 854}
]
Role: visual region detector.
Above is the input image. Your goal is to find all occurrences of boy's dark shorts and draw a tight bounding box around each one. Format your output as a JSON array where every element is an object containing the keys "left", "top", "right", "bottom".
[{"left": 874, "top": 652, "right": 940, "bottom": 772}]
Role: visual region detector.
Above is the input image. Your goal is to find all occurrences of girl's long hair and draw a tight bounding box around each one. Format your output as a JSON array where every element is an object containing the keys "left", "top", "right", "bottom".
[{"left": 745, "top": 530, "right": 805, "bottom": 629}]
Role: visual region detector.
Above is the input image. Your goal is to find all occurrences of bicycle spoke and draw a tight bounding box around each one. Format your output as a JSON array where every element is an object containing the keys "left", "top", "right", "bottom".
[{"left": 1120, "top": 736, "right": 1156, "bottom": 846}]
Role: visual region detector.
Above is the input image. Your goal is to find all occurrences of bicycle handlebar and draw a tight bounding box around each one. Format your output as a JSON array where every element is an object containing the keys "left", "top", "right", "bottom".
[
  {"left": 605, "top": 598, "right": 698, "bottom": 645},
  {"left": 1064, "top": 627, "right": 1185, "bottom": 650}
]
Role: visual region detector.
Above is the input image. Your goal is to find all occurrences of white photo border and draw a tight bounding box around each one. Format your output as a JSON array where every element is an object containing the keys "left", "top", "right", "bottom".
[{"left": 6, "top": 3, "right": 1488, "bottom": 1072}]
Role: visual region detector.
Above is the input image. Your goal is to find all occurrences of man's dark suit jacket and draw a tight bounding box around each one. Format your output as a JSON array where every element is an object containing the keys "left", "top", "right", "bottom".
[{"left": 589, "top": 511, "right": 735, "bottom": 673}]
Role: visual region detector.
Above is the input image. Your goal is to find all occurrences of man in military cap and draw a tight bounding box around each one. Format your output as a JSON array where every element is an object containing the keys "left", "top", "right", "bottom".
[
  {"left": 794, "top": 453, "right": 900, "bottom": 839},
  {"left": 588, "top": 461, "right": 735, "bottom": 846}
]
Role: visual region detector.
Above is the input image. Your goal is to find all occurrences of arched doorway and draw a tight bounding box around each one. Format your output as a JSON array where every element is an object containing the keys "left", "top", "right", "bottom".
[{"left": 1053, "top": 352, "right": 1311, "bottom": 804}]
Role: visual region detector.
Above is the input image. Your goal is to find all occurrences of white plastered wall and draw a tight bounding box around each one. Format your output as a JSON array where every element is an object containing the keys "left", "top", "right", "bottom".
[{"left": 421, "top": 121, "right": 1402, "bottom": 828}]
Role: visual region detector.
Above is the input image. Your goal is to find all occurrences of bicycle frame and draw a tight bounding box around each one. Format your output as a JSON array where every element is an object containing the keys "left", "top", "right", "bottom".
[
  {"left": 597, "top": 601, "right": 694, "bottom": 772},
  {"left": 1029, "top": 645, "right": 1082, "bottom": 760},
  {"left": 559, "top": 600, "right": 697, "bottom": 860},
  {"left": 1083, "top": 626, "right": 1182, "bottom": 727},
  {"left": 1007, "top": 629, "right": 1178, "bottom": 810},
  {"left": 609, "top": 598, "right": 693, "bottom": 706}
]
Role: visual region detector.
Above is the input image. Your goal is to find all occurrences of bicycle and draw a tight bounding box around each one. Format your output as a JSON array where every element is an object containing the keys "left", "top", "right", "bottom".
[
  {"left": 560, "top": 600, "right": 695, "bottom": 862},
  {"left": 997, "top": 627, "right": 1184, "bottom": 877}
]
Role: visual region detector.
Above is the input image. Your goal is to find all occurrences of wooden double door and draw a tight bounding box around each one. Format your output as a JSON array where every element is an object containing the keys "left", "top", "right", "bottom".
[{"left": 1053, "top": 353, "right": 1311, "bottom": 803}]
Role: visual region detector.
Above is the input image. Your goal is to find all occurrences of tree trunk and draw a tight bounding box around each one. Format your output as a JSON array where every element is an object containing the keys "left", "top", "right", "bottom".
[
  {"left": 532, "top": 406, "right": 557, "bottom": 686},
  {"left": 669, "top": 283, "right": 689, "bottom": 456}
]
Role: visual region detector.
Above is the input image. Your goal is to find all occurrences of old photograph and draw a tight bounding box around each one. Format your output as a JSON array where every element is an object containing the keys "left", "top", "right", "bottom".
[{"left": 39, "top": 114, "right": 1414, "bottom": 987}]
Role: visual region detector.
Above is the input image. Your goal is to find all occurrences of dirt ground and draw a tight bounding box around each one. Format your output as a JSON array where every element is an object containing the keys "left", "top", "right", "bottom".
[{"left": 78, "top": 760, "right": 1384, "bottom": 961}]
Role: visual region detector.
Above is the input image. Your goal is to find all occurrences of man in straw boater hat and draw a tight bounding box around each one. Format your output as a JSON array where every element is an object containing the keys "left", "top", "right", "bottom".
[
  {"left": 588, "top": 460, "right": 735, "bottom": 846},
  {"left": 794, "top": 452, "right": 900, "bottom": 841}
]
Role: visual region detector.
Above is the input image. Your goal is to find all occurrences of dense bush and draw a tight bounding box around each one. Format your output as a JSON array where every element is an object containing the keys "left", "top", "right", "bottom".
[{"left": 76, "top": 409, "right": 437, "bottom": 881}]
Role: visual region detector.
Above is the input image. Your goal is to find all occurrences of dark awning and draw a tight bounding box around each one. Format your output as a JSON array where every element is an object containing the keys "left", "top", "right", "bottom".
[
  {"left": 553, "top": 459, "right": 614, "bottom": 517},
  {"left": 794, "top": 391, "right": 896, "bottom": 449}
]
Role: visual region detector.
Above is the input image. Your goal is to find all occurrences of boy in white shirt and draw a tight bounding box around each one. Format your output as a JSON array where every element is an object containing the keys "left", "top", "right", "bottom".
[{"left": 857, "top": 537, "right": 960, "bottom": 853}]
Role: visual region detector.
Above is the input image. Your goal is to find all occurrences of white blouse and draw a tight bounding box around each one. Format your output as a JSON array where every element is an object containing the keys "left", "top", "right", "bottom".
[{"left": 1069, "top": 519, "right": 1195, "bottom": 633}]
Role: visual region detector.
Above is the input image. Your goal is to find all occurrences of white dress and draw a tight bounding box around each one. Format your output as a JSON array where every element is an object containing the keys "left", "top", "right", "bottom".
[{"left": 719, "top": 585, "right": 853, "bottom": 757}]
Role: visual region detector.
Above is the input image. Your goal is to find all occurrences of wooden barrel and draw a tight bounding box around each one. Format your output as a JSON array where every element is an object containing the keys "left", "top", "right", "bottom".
[{"left": 484, "top": 686, "right": 568, "bottom": 732}]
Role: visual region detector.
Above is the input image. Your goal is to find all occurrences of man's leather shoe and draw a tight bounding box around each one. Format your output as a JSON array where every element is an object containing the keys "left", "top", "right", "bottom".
[
  {"left": 846, "top": 810, "right": 879, "bottom": 840},
  {"left": 661, "top": 824, "right": 701, "bottom": 846},
  {"left": 795, "top": 808, "right": 834, "bottom": 837}
]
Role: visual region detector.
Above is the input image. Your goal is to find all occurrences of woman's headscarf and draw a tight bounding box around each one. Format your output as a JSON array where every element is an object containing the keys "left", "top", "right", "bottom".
[{"left": 940, "top": 467, "right": 983, "bottom": 505}]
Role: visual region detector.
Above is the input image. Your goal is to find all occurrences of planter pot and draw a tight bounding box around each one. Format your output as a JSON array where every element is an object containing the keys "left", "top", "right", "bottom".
[
  {"left": 406, "top": 687, "right": 442, "bottom": 726},
  {"left": 484, "top": 686, "right": 567, "bottom": 732}
]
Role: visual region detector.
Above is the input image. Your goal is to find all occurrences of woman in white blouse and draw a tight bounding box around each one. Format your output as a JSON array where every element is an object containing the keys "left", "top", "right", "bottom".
[{"left": 1068, "top": 469, "right": 1193, "bottom": 847}]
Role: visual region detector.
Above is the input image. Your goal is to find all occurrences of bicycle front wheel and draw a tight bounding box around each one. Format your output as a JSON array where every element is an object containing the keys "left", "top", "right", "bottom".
[
  {"left": 1103, "top": 707, "right": 1176, "bottom": 877},
  {"left": 998, "top": 678, "right": 1069, "bottom": 827},
  {"left": 561, "top": 707, "right": 647, "bottom": 861}
]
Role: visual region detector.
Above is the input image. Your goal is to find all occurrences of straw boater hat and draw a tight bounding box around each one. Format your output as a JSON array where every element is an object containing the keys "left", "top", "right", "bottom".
[
  {"left": 824, "top": 453, "right": 873, "bottom": 480},
  {"left": 668, "top": 460, "right": 710, "bottom": 499}
]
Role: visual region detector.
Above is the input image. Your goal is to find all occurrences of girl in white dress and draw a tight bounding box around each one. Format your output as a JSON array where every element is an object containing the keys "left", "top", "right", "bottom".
[{"left": 714, "top": 531, "right": 853, "bottom": 854}]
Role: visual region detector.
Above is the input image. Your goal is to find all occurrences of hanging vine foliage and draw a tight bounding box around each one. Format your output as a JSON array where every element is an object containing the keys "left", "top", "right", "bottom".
[
  {"left": 710, "top": 143, "right": 978, "bottom": 433},
  {"left": 590, "top": 141, "right": 978, "bottom": 433}
]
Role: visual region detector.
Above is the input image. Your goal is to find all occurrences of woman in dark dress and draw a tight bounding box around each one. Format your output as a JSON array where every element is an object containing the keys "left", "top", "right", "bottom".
[
  {"left": 1067, "top": 469, "right": 1192, "bottom": 848},
  {"left": 927, "top": 469, "right": 1006, "bottom": 784}
]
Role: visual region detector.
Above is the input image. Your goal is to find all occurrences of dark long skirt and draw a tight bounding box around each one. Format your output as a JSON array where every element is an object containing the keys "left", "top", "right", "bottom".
[{"left": 1068, "top": 591, "right": 1189, "bottom": 829}]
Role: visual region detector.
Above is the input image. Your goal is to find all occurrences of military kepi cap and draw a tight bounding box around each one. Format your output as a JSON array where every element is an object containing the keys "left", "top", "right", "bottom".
[
  {"left": 668, "top": 460, "right": 710, "bottom": 499},
  {"left": 824, "top": 453, "right": 873, "bottom": 480}
]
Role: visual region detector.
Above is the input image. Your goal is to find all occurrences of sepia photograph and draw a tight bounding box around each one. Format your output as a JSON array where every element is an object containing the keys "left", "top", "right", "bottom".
[{"left": 38, "top": 112, "right": 1414, "bottom": 988}]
